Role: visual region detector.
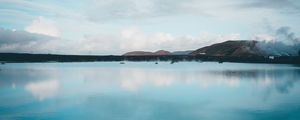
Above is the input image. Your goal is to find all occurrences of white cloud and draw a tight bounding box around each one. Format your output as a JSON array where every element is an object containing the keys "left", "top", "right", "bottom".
[
  {"left": 85, "top": 0, "right": 300, "bottom": 21},
  {"left": 76, "top": 26, "right": 242, "bottom": 54},
  {"left": 121, "top": 27, "right": 241, "bottom": 51},
  {"left": 25, "top": 16, "right": 60, "bottom": 37},
  {"left": 253, "top": 34, "right": 274, "bottom": 41}
]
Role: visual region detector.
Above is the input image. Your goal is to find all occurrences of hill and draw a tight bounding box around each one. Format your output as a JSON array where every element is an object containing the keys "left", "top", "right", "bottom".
[
  {"left": 123, "top": 50, "right": 171, "bottom": 56},
  {"left": 190, "top": 40, "right": 264, "bottom": 57}
]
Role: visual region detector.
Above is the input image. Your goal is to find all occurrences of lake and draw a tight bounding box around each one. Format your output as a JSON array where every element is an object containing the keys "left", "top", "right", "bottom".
[{"left": 0, "top": 62, "right": 300, "bottom": 120}]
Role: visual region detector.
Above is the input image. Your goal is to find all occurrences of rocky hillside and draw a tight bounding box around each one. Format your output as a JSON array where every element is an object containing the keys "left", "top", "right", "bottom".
[
  {"left": 190, "top": 40, "right": 264, "bottom": 57},
  {"left": 154, "top": 50, "right": 172, "bottom": 55},
  {"left": 123, "top": 50, "right": 171, "bottom": 56},
  {"left": 123, "top": 40, "right": 277, "bottom": 57}
]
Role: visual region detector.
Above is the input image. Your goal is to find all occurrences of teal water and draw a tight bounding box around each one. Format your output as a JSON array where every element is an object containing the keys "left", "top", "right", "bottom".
[{"left": 0, "top": 62, "right": 300, "bottom": 120}]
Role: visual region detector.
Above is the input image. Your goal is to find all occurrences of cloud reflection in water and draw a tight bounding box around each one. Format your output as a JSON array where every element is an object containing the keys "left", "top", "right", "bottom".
[
  {"left": 114, "top": 67, "right": 300, "bottom": 93},
  {"left": 24, "top": 80, "right": 59, "bottom": 100}
]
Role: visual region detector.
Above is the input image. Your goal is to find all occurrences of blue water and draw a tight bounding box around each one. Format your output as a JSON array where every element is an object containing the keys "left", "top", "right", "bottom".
[{"left": 0, "top": 62, "right": 300, "bottom": 120}]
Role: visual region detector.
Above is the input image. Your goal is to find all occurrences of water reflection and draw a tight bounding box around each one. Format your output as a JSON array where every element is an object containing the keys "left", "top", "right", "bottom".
[
  {"left": 0, "top": 63, "right": 300, "bottom": 98},
  {"left": 208, "top": 69, "right": 300, "bottom": 92},
  {"left": 115, "top": 68, "right": 300, "bottom": 93},
  {"left": 24, "top": 80, "right": 59, "bottom": 100},
  {"left": 0, "top": 62, "right": 300, "bottom": 119}
]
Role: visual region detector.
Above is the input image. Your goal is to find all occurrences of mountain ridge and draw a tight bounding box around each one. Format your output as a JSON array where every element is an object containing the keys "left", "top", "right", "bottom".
[
  {"left": 123, "top": 50, "right": 172, "bottom": 56},
  {"left": 123, "top": 40, "right": 268, "bottom": 57},
  {"left": 190, "top": 40, "right": 265, "bottom": 57}
]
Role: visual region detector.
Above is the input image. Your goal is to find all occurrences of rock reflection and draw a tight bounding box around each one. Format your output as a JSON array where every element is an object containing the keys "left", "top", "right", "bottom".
[
  {"left": 208, "top": 69, "right": 300, "bottom": 93},
  {"left": 24, "top": 80, "right": 59, "bottom": 100},
  {"left": 117, "top": 68, "right": 241, "bottom": 91},
  {"left": 64, "top": 64, "right": 300, "bottom": 94}
]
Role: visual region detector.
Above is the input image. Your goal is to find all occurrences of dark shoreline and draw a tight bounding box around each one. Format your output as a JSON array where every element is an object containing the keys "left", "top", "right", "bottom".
[{"left": 0, "top": 53, "right": 300, "bottom": 64}]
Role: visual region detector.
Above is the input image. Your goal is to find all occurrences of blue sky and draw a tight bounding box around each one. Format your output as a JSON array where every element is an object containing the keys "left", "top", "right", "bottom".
[{"left": 0, "top": 0, "right": 300, "bottom": 54}]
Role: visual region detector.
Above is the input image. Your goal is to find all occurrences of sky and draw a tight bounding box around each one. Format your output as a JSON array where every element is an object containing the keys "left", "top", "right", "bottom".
[{"left": 0, "top": 0, "right": 300, "bottom": 55}]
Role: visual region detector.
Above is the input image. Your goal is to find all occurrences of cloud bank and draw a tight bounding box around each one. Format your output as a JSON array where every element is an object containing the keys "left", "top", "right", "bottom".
[
  {"left": 25, "top": 16, "right": 60, "bottom": 37},
  {"left": 1, "top": 25, "right": 300, "bottom": 55},
  {"left": 0, "top": 27, "right": 241, "bottom": 55},
  {"left": 255, "top": 26, "right": 300, "bottom": 56},
  {"left": 1, "top": 0, "right": 300, "bottom": 55},
  {"left": 86, "top": 0, "right": 300, "bottom": 21},
  {"left": 0, "top": 28, "right": 59, "bottom": 53}
]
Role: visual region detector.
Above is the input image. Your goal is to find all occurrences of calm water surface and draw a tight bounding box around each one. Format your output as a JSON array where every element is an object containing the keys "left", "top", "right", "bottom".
[{"left": 0, "top": 62, "right": 300, "bottom": 120}]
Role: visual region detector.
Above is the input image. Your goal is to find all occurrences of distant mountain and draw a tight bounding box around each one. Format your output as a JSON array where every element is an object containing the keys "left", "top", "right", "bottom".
[
  {"left": 154, "top": 50, "right": 172, "bottom": 55},
  {"left": 123, "top": 50, "right": 171, "bottom": 56},
  {"left": 123, "top": 40, "right": 291, "bottom": 57},
  {"left": 190, "top": 40, "right": 264, "bottom": 57},
  {"left": 171, "top": 50, "right": 193, "bottom": 55},
  {"left": 123, "top": 51, "right": 154, "bottom": 56}
]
